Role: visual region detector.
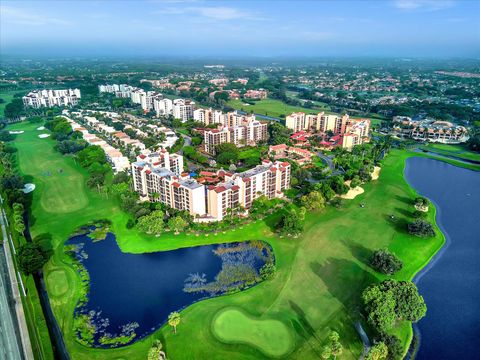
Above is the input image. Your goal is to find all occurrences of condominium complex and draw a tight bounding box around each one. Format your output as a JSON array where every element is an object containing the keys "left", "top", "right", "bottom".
[
  {"left": 23, "top": 89, "right": 81, "bottom": 108},
  {"left": 207, "top": 160, "right": 291, "bottom": 220},
  {"left": 392, "top": 117, "right": 469, "bottom": 144},
  {"left": 136, "top": 150, "right": 184, "bottom": 175},
  {"left": 286, "top": 111, "right": 370, "bottom": 149},
  {"left": 99, "top": 84, "right": 195, "bottom": 121},
  {"left": 203, "top": 116, "right": 268, "bottom": 154},
  {"left": 244, "top": 89, "right": 268, "bottom": 99},
  {"left": 132, "top": 162, "right": 206, "bottom": 216},
  {"left": 131, "top": 158, "right": 290, "bottom": 221}
]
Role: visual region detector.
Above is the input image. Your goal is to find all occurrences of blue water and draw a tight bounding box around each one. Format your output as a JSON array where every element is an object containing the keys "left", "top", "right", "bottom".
[
  {"left": 404, "top": 157, "right": 480, "bottom": 359},
  {"left": 66, "top": 234, "right": 273, "bottom": 347}
]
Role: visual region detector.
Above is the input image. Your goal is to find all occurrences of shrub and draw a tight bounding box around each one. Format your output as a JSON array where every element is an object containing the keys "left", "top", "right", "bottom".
[
  {"left": 407, "top": 219, "right": 435, "bottom": 237},
  {"left": 126, "top": 219, "right": 135, "bottom": 229},
  {"left": 370, "top": 249, "right": 403, "bottom": 275},
  {"left": 260, "top": 262, "right": 276, "bottom": 280}
]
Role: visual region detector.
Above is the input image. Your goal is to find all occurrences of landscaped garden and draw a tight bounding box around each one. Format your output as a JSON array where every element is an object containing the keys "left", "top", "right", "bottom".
[{"left": 6, "top": 120, "right": 457, "bottom": 359}]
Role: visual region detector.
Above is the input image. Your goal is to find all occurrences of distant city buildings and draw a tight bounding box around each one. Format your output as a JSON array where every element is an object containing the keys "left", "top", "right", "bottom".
[
  {"left": 23, "top": 89, "right": 81, "bottom": 108},
  {"left": 392, "top": 117, "right": 469, "bottom": 143},
  {"left": 244, "top": 89, "right": 268, "bottom": 99}
]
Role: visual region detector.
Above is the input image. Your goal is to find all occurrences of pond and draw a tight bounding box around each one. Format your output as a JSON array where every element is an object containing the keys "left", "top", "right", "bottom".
[
  {"left": 66, "top": 233, "right": 274, "bottom": 348},
  {"left": 404, "top": 157, "right": 480, "bottom": 359}
]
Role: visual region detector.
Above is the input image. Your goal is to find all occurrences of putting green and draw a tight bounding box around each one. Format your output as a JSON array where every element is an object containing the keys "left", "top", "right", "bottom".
[
  {"left": 46, "top": 269, "right": 69, "bottom": 297},
  {"left": 212, "top": 307, "right": 295, "bottom": 358}
]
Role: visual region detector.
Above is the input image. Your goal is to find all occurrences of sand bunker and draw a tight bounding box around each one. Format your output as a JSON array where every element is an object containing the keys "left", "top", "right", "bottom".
[
  {"left": 38, "top": 134, "right": 50, "bottom": 138},
  {"left": 9, "top": 131, "right": 24, "bottom": 134},
  {"left": 341, "top": 186, "right": 365, "bottom": 199},
  {"left": 22, "top": 183, "right": 35, "bottom": 194},
  {"left": 37, "top": 126, "right": 46, "bottom": 130},
  {"left": 371, "top": 166, "right": 381, "bottom": 180}
]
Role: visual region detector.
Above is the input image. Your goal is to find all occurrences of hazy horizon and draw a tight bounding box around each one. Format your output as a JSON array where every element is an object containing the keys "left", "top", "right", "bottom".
[{"left": 1, "top": 0, "right": 479, "bottom": 58}]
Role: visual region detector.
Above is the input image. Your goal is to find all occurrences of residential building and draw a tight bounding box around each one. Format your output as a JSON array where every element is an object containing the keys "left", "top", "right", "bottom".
[
  {"left": 23, "top": 89, "right": 81, "bottom": 108},
  {"left": 203, "top": 119, "right": 268, "bottom": 154},
  {"left": 132, "top": 162, "right": 206, "bottom": 216},
  {"left": 136, "top": 149, "right": 184, "bottom": 175},
  {"left": 173, "top": 99, "right": 195, "bottom": 122},
  {"left": 244, "top": 89, "right": 268, "bottom": 99},
  {"left": 391, "top": 117, "right": 469, "bottom": 143},
  {"left": 207, "top": 160, "right": 291, "bottom": 220}
]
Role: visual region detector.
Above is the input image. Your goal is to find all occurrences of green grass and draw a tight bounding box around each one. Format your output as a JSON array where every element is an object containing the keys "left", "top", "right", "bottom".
[
  {"left": 0, "top": 90, "right": 17, "bottom": 117},
  {"left": 418, "top": 143, "right": 480, "bottom": 162},
  {"left": 227, "top": 99, "right": 329, "bottom": 119},
  {"left": 212, "top": 307, "right": 295, "bottom": 358},
  {"left": 9, "top": 120, "right": 449, "bottom": 360}
]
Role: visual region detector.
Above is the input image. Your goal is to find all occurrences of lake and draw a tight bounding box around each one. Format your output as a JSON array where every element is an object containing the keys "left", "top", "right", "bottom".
[
  {"left": 404, "top": 157, "right": 480, "bottom": 359},
  {"left": 66, "top": 233, "right": 274, "bottom": 347}
]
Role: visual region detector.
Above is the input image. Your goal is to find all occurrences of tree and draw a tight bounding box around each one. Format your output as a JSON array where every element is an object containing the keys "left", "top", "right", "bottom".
[
  {"left": 17, "top": 242, "right": 51, "bottom": 275},
  {"left": 168, "top": 311, "right": 181, "bottom": 334},
  {"left": 376, "top": 334, "right": 403, "bottom": 360},
  {"left": 277, "top": 207, "right": 306, "bottom": 236},
  {"left": 137, "top": 211, "right": 164, "bottom": 236},
  {"left": 362, "top": 280, "right": 426, "bottom": 332},
  {"left": 321, "top": 345, "right": 332, "bottom": 359},
  {"left": 370, "top": 249, "right": 403, "bottom": 275},
  {"left": 329, "top": 331, "right": 343, "bottom": 359},
  {"left": 147, "top": 340, "right": 166, "bottom": 360},
  {"left": 167, "top": 216, "right": 188, "bottom": 234},
  {"left": 407, "top": 219, "right": 435, "bottom": 237},
  {"left": 0, "top": 131, "right": 15, "bottom": 142},
  {"left": 260, "top": 262, "right": 276, "bottom": 280},
  {"left": 300, "top": 191, "right": 325, "bottom": 211},
  {"left": 365, "top": 342, "right": 388, "bottom": 360}
]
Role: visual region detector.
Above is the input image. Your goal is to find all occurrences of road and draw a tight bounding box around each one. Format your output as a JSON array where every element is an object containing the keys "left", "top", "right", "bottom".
[
  {"left": 317, "top": 152, "right": 344, "bottom": 176},
  {"left": 0, "top": 196, "right": 34, "bottom": 360}
]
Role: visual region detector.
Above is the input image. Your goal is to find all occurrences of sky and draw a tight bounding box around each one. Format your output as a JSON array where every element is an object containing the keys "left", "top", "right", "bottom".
[{"left": 1, "top": 0, "right": 479, "bottom": 58}]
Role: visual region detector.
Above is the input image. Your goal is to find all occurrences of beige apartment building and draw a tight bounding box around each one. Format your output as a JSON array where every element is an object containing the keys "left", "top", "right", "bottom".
[
  {"left": 136, "top": 149, "right": 184, "bottom": 175},
  {"left": 132, "top": 162, "right": 206, "bottom": 216},
  {"left": 204, "top": 120, "right": 268, "bottom": 154},
  {"left": 207, "top": 160, "right": 291, "bottom": 220}
]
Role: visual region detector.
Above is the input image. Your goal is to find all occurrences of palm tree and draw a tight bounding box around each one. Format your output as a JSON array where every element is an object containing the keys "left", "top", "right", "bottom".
[{"left": 168, "top": 311, "right": 181, "bottom": 334}]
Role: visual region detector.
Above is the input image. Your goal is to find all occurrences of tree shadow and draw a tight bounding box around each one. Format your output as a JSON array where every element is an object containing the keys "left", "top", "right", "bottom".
[
  {"left": 340, "top": 239, "right": 372, "bottom": 266},
  {"left": 383, "top": 214, "right": 408, "bottom": 234},
  {"left": 310, "top": 258, "right": 376, "bottom": 311},
  {"left": 394, "top": 207, "right": 413, "bottom": 218},
  {"left": 394, "top": 194, "right": 412, "bottom": 206},
  {"left": 289, "top": 300, "right": 318, "bottom": 339}
]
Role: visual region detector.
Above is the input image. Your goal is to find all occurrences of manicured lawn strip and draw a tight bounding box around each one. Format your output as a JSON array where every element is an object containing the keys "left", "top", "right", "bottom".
[
  {"left": 211, "top": 307, "right": 295, "bottom": 358},
  {"left": 10, "top": 121, "right": 448, "bottom": 359},
  {"left": 227, "top": 99, "right": 328, "bottom": 119},
  {"left": 418, "top": 143, "right": 480, "bottom": 162}
]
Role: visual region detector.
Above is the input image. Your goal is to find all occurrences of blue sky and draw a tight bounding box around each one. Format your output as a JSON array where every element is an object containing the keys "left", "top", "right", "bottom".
[{"left": 1, "top": 0, "right": 479, "bottom": 57}]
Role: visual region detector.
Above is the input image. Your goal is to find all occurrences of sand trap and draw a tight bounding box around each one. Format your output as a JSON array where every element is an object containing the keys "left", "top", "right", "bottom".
[
  {"left": 37, "top": 126, "right": 45, "bottom": 130},
  {"left": 341, "top": 186, "right": 365, "bottom": 199},
  {"left": 371, "top": 166, "right": 381, "bottom": 180},
  {"left": 9, "top": 131, "right": 24, "bottom": 134},
  {"left": 22, "top": 183, "right": 35, "bottom": 194},
  {"left": 38, "top": 134, "right": 50, "bottom": 138}
]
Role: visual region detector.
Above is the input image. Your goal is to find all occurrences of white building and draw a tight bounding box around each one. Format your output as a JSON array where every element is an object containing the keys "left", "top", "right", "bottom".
[
  {"left": 173, "top": 99, "right": 195, "bottom": 122},
  {"left": 23, "top": 89, "right": 81, "bottom": 108}
]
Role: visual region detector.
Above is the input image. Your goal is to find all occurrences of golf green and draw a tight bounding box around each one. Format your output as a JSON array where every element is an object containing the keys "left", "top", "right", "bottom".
[{"left": 212, "top": 307, "right": 295, "bottom": 358}]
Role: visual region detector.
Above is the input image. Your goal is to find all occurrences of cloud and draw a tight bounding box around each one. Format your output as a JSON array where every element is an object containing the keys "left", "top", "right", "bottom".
[
  {"left": 393, "top": 0, "right": 455, "bottom": 11},
  {"left": 1, "top": 5, "right": 71, "bottom": 26},
  {"left": 155, "top": 6, "right": 265, "bottom": 20}
]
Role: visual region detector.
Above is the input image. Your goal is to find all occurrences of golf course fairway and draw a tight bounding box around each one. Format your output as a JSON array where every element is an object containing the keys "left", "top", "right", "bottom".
[{"left": 212, "top": 307, "right": 295, "bottom": 358}]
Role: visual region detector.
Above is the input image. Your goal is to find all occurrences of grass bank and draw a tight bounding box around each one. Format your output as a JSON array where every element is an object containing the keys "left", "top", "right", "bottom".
[{"left": 9, "top": 121, "right": 447, "bottom": 359}]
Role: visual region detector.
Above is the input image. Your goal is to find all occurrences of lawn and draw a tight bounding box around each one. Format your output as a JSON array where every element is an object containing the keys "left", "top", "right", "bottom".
[
  {"left": 418, "top": 143, "right": 480, "bottom": 162},
  {"left": 10, "top": 121, "right": 447, "bottom": 360},
  {"left": 212, "top": 307, "right": 295, "bottom": 358},
  {"left": 0, "top": 90, "right": 18, "bottom": 117},
  {"left": 227, "top": 99, "right": 330, "bottom": 119}
]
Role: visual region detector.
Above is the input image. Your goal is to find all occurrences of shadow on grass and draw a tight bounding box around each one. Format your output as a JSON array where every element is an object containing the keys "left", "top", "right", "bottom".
[
  {"left": 384, "top": 214, "right": 409, "bottom": 234},
  {"left": 395, "top": 194, "right": 412, "bottom": 206},
  {"left": 289, "top": 300, "right": 323, "bottom": 358},
  {"left": 340, "top": 240, "right": 372, "bottom": 266},
  {"left": 310, "top": 258, "right": 376, "bottom": 311},
  {"left": 395, "top": 207, "right": 413, "bottom": 218}
]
